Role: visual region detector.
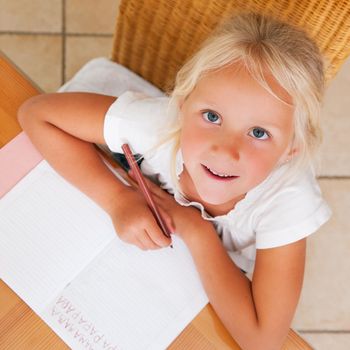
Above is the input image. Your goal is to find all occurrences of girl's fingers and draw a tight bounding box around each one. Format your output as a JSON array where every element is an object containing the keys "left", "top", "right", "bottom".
[
  {"left": 134, "top": 236, "right": 147, "bottom": 250},
  {"left": 132, "top": 224, "right": 171, "bottom": 251},
  {"left": 137, "top": 229, "right": 163, "bottom": 250},
  {"left": 146, "top": 217, "right": 172, "bottom": 247},
  {"left": 127, "top": 169, "right": 174, "bottom": 247},
  {"left": 157, "top": 205, "right": 176, "bottom": 234}
]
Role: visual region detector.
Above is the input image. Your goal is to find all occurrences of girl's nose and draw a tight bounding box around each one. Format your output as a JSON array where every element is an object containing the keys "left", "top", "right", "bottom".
[{"left": 211, "top": 134, "right": 241, "bottom": 161}]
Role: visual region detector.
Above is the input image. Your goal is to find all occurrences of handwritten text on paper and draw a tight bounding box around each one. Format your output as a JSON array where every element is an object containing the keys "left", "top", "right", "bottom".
[{"left": 51, "top": 296, "right": 120, "bottom": 350}]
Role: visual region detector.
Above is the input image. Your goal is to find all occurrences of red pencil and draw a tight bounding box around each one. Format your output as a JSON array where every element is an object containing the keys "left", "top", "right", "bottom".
[{"left": 121, "top": 143, "right": 173, "bottom": 248}]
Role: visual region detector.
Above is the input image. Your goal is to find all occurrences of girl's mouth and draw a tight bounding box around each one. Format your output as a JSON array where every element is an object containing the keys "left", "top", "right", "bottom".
[{"left": 201, "top": 164, "right": 238, "bottom": 181}]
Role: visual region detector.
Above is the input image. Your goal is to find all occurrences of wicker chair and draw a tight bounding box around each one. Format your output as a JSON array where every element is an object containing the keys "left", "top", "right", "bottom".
[{"left": 111, "top": 0, "right": 350, "bottom": 92}]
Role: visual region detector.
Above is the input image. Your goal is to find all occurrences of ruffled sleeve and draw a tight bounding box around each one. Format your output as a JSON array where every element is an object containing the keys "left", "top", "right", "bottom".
[
  {"left": 255, "top": 170, "right": 331, "bottom": 249},
  {"left": 103, "top": 91, "right": 170, "bottom": 154}
]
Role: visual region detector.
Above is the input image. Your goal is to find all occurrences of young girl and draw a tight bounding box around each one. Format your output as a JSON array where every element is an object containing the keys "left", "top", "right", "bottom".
[{"left": 18, "top": 13, "right": 331, "bottom": 350}]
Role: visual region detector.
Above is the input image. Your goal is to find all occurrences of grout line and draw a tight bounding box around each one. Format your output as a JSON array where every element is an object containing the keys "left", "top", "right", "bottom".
[
  {"left": 0, "top": 31, "right": 61, "bottom": 36},
  {"left": 0, "top": 31, "right": 113, "bottom": 37},
  {"left": 60, "top": 33, "right": 113, "bottom": 37},
  {"left": 62, "top": 0, "right": 66, "bottom": 85},
  {"left": 297, "top": 330, "right": 350, "bottom": 334},
  {"left": 318, "top": 176, "right": 350, "bottom": 180}
]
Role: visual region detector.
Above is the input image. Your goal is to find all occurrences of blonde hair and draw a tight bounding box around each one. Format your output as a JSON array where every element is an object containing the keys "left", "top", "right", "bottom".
[{"left": 148, "top": 13, "right": 325, "bottom": 192}]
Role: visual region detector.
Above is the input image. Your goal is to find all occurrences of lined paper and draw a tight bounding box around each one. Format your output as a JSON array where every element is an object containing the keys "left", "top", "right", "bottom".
[
  {"left": 0, "top": 160, "right": 208, "bottom": 349},
  {"left": 41, "top": 238, "right": 208, "bottom": 350},
  {"left": 0, "top": 161, "right": 116, "bottom": 313}
]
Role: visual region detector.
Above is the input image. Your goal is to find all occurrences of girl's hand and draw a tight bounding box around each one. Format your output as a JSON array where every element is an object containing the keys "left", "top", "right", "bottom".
[
  {"left": 129, "top": 170, "right": 210, "bottom": 239},
  {"left": 110, "top": 186, "right": 174, "bottom": 250}
]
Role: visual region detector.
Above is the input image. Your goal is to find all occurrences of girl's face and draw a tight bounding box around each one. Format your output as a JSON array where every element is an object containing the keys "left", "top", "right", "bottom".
[{"left": 179, "top": 64, "right": 296, "bottom": 208}]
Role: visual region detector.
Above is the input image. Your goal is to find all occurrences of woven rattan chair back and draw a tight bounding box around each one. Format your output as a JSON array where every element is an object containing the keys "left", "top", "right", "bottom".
[{"left": 111, "top": 0, "right": 350, "bottom": 92}]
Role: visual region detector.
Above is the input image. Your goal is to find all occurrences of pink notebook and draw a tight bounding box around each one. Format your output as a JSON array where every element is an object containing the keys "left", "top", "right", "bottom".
[{"left": 0, "top": 132, "right": 43, "bottom": 198}]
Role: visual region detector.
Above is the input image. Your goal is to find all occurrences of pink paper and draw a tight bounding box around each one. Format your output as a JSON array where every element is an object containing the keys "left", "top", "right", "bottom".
[{"left": 0, "top": 132, "right": 43, "bottom": 198}]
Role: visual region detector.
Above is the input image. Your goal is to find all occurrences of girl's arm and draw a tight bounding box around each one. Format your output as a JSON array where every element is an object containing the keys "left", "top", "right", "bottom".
[
  {"left": 183, "top": 226, "right": 305, "bottom": 350},
  {"left": 18, "top": 92, "right": 124, "bottom": 215},
  {"left": 146, "top": 178, "right": 306, "bottom": 350},
  {"left": 18, "top": 92, "right": 172, "bottom": 249}
]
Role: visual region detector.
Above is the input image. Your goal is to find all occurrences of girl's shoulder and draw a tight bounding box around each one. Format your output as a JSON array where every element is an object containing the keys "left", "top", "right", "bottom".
[
  {"left": 243, "top": 164, "right": 322, "bottom": 208},
  {"left": 104, "top": 91, "right": 171, "bottom": 154},
  {"left": 243, "top": 165, "right": 332, "bottom": 249}
]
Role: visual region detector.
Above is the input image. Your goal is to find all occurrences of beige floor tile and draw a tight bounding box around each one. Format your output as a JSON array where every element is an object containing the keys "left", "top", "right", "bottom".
[
  {"left": 301, "top": 333, "right": 350, "bottom": 350},
  {"left": 292, "top": 179, "right": 350, "bottom": 330},
  {"left": 66, "top": 0, "right": 120, "bottom": 34},
  {"left": 65, "top": 36, "right": 113, "bottom": 81},
  {"left": 0, "top": 0, "right": 62, "bottom": 33},
  {"left": 0, "top": 34, "right": 62, "bottom": 92},
  {"left": 317, "top": 57, "right": 350, "bottom": 177}
]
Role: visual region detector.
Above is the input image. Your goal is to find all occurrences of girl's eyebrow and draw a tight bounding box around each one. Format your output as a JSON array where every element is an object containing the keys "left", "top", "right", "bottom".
[
  {"left": 197, "top": 99, "right": 220, "bottom": 108},
  {"left": 252, "top": 120, "right": 282, "bottom": 128}
]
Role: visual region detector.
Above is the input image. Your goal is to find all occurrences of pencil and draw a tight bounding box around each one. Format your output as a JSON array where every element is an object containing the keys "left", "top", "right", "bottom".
[{"left": 121, "top": 143, "right": 173, "bottom": 248}]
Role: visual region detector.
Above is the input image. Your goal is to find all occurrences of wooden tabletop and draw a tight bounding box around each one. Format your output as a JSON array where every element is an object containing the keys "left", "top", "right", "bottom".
[{"left": 0, "top": 52, "right": 312, "bottom": 350}]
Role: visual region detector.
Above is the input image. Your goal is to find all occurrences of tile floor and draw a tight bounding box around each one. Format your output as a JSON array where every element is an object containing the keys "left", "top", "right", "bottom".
[{"left": 1, "top": 1, "right": 349, "bottom": 349}]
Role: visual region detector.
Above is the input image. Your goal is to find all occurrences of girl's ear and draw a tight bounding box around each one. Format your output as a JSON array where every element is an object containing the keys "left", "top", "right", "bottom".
[
  {"left": 178, "top": 97, "right": 185, "bottom": 110},
  {"left": 177, "top": 97, "right": 186, "bottom": 123},
  {"left": 283, "top": 145, "right": 299, "bottom": 163}
]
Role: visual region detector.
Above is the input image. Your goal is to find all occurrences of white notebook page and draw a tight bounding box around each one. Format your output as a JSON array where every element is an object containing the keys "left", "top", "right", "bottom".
[{"left": 0, "top": 160, "right": 208, "bottom": 350}]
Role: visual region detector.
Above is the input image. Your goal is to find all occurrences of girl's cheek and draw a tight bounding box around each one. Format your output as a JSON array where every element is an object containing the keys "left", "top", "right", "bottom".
[
  {"left": 182, "top": 126, "right": 204, "bottom": 148},
  {"left": 245, "top": 143, "right": 278, "bottom": 169}
]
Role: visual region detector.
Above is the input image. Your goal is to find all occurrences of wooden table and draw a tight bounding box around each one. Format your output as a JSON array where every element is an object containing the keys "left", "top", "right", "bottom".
[{"left": 0, "top": 52, "right": 312, "bottom": 350}]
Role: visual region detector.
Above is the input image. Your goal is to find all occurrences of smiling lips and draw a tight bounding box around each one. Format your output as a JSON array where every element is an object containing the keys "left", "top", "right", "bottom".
[{"left": 202, "top": 164, "right": 238, "bottom": 181}]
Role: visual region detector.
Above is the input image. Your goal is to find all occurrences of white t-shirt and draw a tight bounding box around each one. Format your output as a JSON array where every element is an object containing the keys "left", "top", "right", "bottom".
[{"left": 104, "top": 91, "right": 332, "bottom": 274}]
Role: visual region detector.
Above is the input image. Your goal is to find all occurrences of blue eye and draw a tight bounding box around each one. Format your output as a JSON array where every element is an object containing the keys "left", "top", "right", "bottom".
[
  {"left": 203, "top": 111, "right": 221, "bottom": 124},
  {"left": 249, "top": 127, "right": 270, "bottom": 140}
]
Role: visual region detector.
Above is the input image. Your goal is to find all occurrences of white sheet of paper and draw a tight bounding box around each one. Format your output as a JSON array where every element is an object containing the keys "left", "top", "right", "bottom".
[{"left": 0, "top": 160, "right": 208, "bottom": 350}]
